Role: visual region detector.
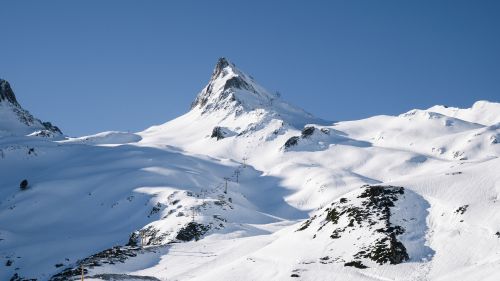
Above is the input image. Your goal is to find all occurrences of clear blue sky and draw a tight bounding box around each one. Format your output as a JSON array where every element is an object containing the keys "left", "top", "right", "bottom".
[{"left": 1, "top": 1, "right": 499, "bottom": 136}]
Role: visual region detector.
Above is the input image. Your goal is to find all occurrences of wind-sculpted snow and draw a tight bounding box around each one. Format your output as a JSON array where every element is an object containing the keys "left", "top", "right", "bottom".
[
  {"left": 429, "top": 100, "right": 500, "bottom": 126},
  {"left": 0, "top": 134, "right": 305, "bottom": 280},
  {"left": 332, "top": 107, "right": 499, "bottom": 161},
  {"left": 1, "top": 59, "right": 500, "bottom": 281}
]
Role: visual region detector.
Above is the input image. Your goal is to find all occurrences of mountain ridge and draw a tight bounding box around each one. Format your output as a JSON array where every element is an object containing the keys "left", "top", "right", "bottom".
[
  {"left": 0, "top": 78, "right": 62, "bottom": 138},
  {"left": 428, "top": 100, "right": 500, "bottom": 126},
  {"left": 0, "top": 59, "right": 499, "bottom": 281}
]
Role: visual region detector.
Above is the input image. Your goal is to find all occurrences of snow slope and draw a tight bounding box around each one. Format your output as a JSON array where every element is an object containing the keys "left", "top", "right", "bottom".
[
  {"left": 63, "top": 131, "right": 142, "bottom": 145},
  {"left": 429, "top": 100, "right": 500, "bottom": 126},
  {"left": 1, "top": 59, "right": 499, "bottom": 281}
]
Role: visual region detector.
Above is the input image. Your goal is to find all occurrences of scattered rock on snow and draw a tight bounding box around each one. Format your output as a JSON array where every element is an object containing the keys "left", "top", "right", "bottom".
[
  {"left": 297, "top": 185, "right": 413, "bottom": 267},
  {"left": 211, "top": 126, "right": 226, "bottom": 140},
  {"left": 210, "top": 126, "right": 235, "bottom": 140},
  {"left": 301, "top": 126, "right": 315, "bottom": 138},
  {"left": 175, "top": 222, "right": 211, "bottom": 242},
  {"left": 455, "top": 205, "right": 469, "bottom": 215},
  {"left": 344, "top": 260, "right": 368, "bottom": 269},
  {"left": 283, "top": 136, "right": 300, "bottom": 149},
  {"left": 49, "top": 246, "right": 154, "bottom": 281}
]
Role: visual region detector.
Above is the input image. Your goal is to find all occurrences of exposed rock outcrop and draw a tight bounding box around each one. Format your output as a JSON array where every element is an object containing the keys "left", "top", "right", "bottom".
[
  {"left": 295, "top": 185, "right": 430, "bottom": 268},
  {"left": 0, "top": 78, "right": 62, "bottom": 137},
  {"left": 211, "top": 126, "right": 226, "bottom": 140}
]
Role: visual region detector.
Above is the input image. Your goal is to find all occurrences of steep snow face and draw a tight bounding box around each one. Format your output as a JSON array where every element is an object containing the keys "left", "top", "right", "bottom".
[
  {"left": 63, "top": 131, "right": 142, "bottom": 145},
  {"left": 0, "top": 79, "right": 62, "bottom": 138},
  {"left": 428, "top": 101, "right": 500, "bottom": 126}
]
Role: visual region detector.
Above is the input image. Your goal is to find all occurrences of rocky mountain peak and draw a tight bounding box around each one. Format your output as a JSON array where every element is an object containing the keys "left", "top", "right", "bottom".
[
  {"left": 211, "top": 57, "right": 231, "bottom": 80},
  {"left": 0, "top": 79, "right": 20, "bottom": 106},
  {"left": 190, "top": 58, "right": 266, "bottom": 111},
  {"left": 0, "top": 78, "right": 63, "bottom": 137},
  {"left": 188, "top": 58, "right": 322, "bottom": 128}
]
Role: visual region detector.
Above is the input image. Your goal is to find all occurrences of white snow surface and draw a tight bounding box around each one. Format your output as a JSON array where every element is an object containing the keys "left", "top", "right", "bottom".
[
  {"left": 428, "top": 100, "right": 500, "bottom": 126},
  {"left": 63, "top": 131, "right": 142, "bottom": 145},
  {"left": 1, "top": 59, "right": 500, "bottom": 281}
]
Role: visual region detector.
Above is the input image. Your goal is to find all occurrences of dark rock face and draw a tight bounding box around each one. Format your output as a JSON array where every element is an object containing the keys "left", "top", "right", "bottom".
[
  {"left": 212, "top": 57, "right": 230, "bottom": 80},
  {"left": 223, "top": 76, "right": 253, "bottom": 92},
  {"left": 352, "top": 186, "right": 408, "bottom": 265},
  {"left": 41, "top": 122, "right": 62, "bottom": 135},
  {"left": 455, "top": 205, "right": 469, "bottom": 215},
  {"left": 211, "top": 126, "right": 225, "bottom": 140},
  {"left": 191, "top": 58, "right": 236, "bottom": 110},
  {"left": 283, "top": 126, "right": 330, "bottom": 150},
  {"left": 296, "top": 215, "right": 315, "bottom": 231},
  {"left": 355, "top": 234, "right": 407, "bottom": 265},
  {"left": 344, "top": 260, "right": 368, "bottom": 269},
  {"left": 284, "top": 136, "right": 300, "bottom": 149},
  {"left": 190, "top": 58, "right": 259, "bottom": 113},
  {"left": 301, "top": 126, "right": 315, "bottom": 138},
  {"left": 0, "top": 79, "right": 20, "bottom": 106},
  {"left": 175, "top": 222, "right": 210, "bottom": 242},
  {"left": 20, "top": 179, "right": 29, "bottom": 190},
  {"left": 127, "top": 225, "right": 169, "bottom": 247},
  {"left": 320, "top": 128, "right": 330, "bottom": 134}
]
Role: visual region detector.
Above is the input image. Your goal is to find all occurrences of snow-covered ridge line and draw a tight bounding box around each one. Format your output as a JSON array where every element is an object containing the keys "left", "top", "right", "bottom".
[
  {"left": 428, "top": 100, "right": 500, "bottom": 126},
  {"left": 1, "top": 58, "right": 499, "bottom": 281}
]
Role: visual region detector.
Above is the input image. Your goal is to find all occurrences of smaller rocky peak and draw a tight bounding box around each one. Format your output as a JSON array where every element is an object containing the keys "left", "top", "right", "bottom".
[
  {"left": 0, "top": 79, "right": 63, "bottom": 137},
  {"left": 0, "top": 79, "right": 20, "bottom": 106}
]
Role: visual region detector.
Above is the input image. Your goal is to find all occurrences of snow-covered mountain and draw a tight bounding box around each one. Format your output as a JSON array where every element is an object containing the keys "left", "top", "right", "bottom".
[
  {"left": 0, "top": 79, "right": 62, "bottom": 138},
  {"left": 190, "top": 57, "right": 323, "bottom": 126},
  {"left": 428, "top": 101, "right": 500, "bottom": 126},
  {"left": 1, "top": 59, "right": 499, "bottom": 281},
  {"left": 140, "top": 58, "right": 326, "bottom": 161}
]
